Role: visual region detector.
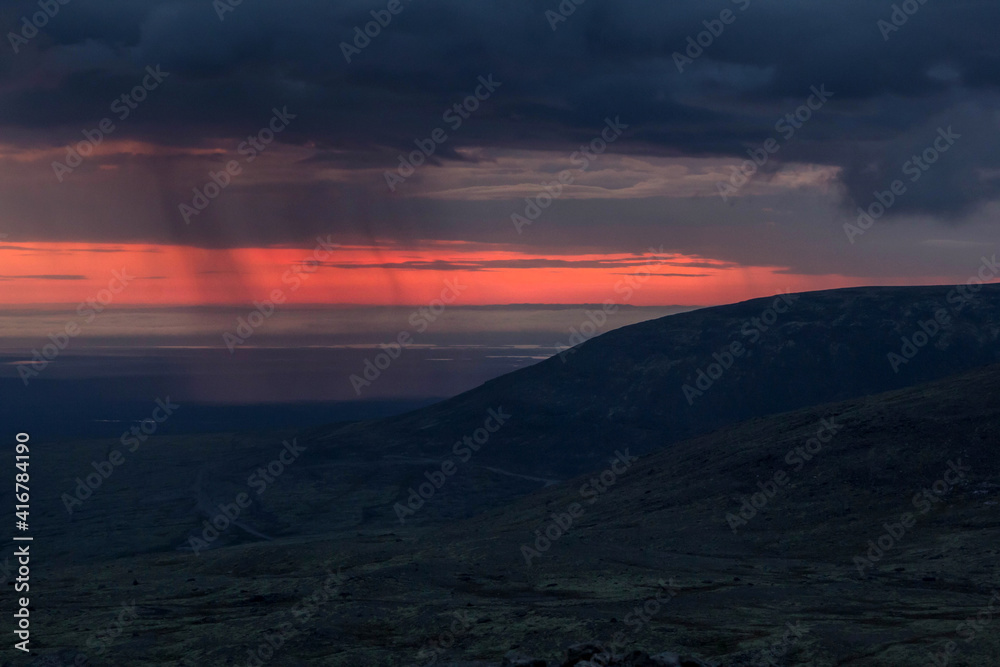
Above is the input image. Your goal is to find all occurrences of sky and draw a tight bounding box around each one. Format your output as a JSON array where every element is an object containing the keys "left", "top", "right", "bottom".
[
  {"left": 1, "top": 0, "right": 998, "bottom": 311},
  {"left": 1, "top": 0, "right": 999, "bottom": 424}
]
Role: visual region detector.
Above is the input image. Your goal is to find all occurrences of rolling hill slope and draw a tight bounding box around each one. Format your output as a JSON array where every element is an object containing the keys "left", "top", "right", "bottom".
[{"left": 28, "top": 360, "right": 1000, "bottom": 666}]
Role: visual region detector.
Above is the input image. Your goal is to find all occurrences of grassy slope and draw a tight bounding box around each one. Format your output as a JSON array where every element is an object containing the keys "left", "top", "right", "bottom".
[{"left": 23, "top": 365, "right": 1000, "bottom": 666}]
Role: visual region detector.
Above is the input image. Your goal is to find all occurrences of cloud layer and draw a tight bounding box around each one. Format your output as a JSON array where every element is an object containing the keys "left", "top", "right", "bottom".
[{"left": 0, "top": 0, "right": 998, "bottom": 282}]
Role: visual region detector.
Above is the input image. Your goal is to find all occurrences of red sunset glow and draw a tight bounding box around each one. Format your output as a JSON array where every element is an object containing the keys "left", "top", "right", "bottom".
[{"left": 0, "top": 242, "right": 952, "bottom": 307}]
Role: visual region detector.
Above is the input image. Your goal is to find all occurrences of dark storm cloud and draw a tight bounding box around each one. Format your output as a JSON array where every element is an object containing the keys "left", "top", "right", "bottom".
[{"left": 2, "top": 0, "right": 999, "bottom": 240}]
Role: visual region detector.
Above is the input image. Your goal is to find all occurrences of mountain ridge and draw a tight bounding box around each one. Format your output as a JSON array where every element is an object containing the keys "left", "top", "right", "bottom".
[{"left": 311, "top": 284, "right": 1000, "bottom": 479}]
